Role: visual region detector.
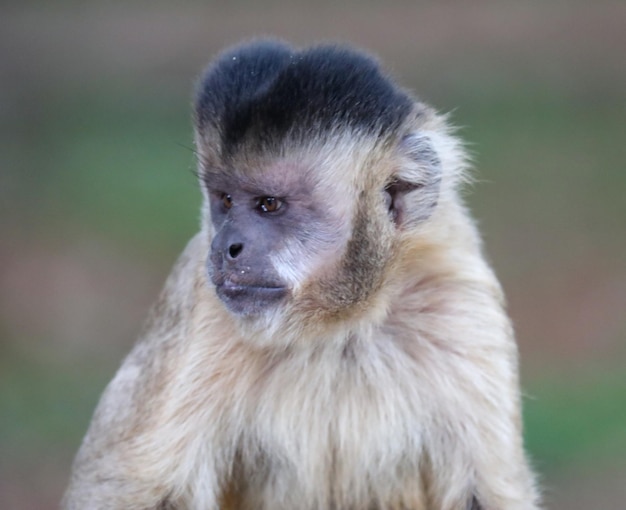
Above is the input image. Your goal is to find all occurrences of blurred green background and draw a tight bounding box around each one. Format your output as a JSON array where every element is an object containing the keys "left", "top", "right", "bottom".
[{"left": 1, "top": 1, "right": 625, "bottom": 508}]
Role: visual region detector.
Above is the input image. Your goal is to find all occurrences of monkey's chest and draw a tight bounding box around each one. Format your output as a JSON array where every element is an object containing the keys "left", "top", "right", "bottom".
[{"left": 227, "top": 361, "right": 425, "bottom": 508}]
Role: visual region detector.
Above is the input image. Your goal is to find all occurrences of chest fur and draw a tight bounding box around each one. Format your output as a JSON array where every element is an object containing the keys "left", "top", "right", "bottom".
[{"left": 204, "top": 341, "right": 429, "bottom": 508}]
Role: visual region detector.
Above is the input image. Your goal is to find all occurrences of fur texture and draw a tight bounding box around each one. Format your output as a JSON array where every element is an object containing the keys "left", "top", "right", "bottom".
[{"left": 63, "top": 41, "right": 540, "bottom": 510}]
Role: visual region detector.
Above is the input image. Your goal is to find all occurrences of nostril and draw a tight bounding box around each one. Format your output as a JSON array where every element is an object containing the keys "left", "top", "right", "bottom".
[{"left": 228, "top": 243, "right": 243, "bottom": 259}]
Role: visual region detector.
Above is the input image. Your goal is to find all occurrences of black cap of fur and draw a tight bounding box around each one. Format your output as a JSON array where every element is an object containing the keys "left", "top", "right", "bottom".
[{"left": 195, "top": 40, "right": 413, "bottom": 153}]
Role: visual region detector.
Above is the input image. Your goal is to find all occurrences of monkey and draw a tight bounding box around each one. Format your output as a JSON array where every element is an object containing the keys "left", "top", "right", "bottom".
[{"left": 63, "top": 40, "right": 541, "bottom": 510}]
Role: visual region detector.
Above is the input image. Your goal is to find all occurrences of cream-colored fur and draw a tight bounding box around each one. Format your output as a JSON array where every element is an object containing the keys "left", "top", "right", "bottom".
[{"left": 63, "top": 109, "right": 540, "bottom": 509}]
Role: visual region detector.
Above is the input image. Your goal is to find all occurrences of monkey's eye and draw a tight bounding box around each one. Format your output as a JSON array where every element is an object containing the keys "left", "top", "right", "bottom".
[
  {"left": 221, "top": 193, "right": 233, "bottom": 209},
  {"left": 257, "top": 196, "right": 283, "bottom": 213}
]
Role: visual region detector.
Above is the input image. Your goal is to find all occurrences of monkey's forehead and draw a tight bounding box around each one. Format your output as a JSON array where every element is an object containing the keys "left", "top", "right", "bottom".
[{"left": 194, "top": 40, "right": 414, "bottom": 152}]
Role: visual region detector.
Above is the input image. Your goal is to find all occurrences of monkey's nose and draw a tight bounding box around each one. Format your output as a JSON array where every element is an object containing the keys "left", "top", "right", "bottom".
[{"left": 227, "top": 243, "right": 243, "bottom": 260}]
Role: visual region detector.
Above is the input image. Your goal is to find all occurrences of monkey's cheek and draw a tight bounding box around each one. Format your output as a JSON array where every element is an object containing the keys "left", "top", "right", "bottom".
[{"left": 215, "top": 283, "right": 288, "bottom": 316}]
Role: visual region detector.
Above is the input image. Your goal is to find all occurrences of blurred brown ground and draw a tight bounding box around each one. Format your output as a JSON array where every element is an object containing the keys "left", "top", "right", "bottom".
[{"left": 1, "top": 1, "right": 625, "bottom": 508}]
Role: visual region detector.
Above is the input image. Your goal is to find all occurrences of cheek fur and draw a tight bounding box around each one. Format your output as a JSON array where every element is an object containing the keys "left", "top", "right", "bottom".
[
  {"left": 272, "top": 239, "right": 334, "bottom": 292},
  {"left": 272, "top": 223, "right": 350, "bottom": 293},
  {"left": 272, "top": 240, "right": 309, "bottom": 289}
]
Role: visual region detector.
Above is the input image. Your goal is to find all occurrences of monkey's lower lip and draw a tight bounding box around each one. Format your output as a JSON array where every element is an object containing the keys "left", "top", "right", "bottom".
[{"left": 215, "top": 282, "right": 287, "bottom": 313}]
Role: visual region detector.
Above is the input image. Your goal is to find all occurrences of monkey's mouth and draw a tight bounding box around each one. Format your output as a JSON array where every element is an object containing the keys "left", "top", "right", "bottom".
[{"left": 215, "top": 281, "right": 287, "bottom": 315}]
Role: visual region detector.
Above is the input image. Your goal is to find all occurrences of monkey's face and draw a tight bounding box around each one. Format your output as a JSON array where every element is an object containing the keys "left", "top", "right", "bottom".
[
  {"left": 203, "top": 154, "right": 355, "bottom": 318},
  {"left": 199, "top": 130, "right": 444, "bottom": 325},
  {"left": 194, "top": 41, "right": 445, "bottom": 325},
  {"left": 206, "top": 183, "right": 289, "bottom": 316}
]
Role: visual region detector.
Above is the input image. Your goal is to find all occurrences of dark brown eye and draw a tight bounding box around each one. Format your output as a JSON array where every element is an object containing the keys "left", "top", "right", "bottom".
[
  {"left": 258, "top": 196, "right": 282, "bottom": 213},
  {"left": 221, "top": 193, "right": 233, "bottom": 209}
]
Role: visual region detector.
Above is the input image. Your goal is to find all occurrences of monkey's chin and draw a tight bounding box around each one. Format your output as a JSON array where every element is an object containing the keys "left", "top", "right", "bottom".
[{"left": 215, "top": 282, "right": 288, "bottom": 316}]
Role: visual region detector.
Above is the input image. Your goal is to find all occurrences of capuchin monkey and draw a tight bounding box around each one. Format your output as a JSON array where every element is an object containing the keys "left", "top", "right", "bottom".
[{"left": 63, "top": 40, "right": 540, "bottom": 510}]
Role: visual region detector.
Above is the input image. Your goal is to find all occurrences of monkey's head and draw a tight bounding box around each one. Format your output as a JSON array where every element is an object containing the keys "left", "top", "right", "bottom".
[{"left": 194, "top": 40, "right": 463, "bottom": 339}]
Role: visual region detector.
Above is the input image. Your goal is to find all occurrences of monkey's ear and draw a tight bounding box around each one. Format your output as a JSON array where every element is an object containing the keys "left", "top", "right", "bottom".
[{"left": 385, "top": 132, "right": 442, "bottom": 227}]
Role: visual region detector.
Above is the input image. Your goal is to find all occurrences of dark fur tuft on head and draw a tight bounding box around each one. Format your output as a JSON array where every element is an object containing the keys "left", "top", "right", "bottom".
[{"left": 195, "top": 40, "right": 413, "bottom": 153}]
